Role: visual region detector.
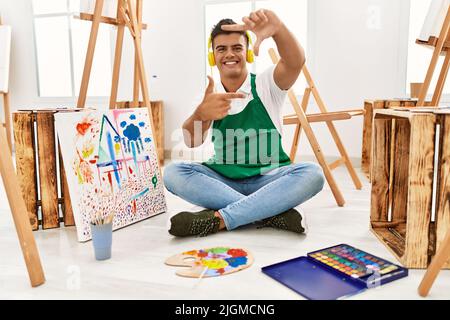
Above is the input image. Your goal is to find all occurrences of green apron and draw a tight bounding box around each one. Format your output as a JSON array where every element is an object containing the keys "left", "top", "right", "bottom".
[{"left": 203, "top": 74, "right": 291, "bottom": 179}]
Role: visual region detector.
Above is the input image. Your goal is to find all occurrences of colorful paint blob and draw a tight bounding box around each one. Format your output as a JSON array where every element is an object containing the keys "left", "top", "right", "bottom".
[{"left": 166, "top": 247, "right": 253, "bottom": 278}]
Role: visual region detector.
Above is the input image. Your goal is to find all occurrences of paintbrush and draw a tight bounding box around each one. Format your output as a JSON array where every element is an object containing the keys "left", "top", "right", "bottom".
[
  {"left": 91, "top": 211, "right": 115, "bottom": 225},
  {"left": 91, "top": 190, "right": 116, "bottom": 225},
  {"left": 104, "top": 212, "right": 115, "bottom": 224},
  {"left": 192, "top": 266, "right": 209, "bottom": 288}
]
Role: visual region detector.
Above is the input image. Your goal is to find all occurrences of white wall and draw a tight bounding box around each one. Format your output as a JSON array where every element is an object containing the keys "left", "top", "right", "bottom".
[
  {"left": 0, "top": 0, "right": 38, "bottom": 111},
  {"left": 0, "top": 0, "right": 411, "bottom": 161},
  {"left": 0, "top": 0, "right": 115, "bottom": 111},
  {"left": 117, "top": 0, "right": 208, "bottom": 161},
  {"left": 297, "top": 0, "right": 409, "bottom": 159}
]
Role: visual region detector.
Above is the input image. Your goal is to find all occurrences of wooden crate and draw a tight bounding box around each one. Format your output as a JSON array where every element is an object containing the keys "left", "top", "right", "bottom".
[
  {"left": 116, "top": 101, "right": 164, "bottom": 167},
  {"left": 361, "top": 99, "right": 417, "bottom": 179},
  {"left": 434, "top": 110, "right": 450, "bottom": 270},
  {"left": 370, "top": 109, "right": 450, "bottom": 269},
  {"left": 13, "top": 109, "right": 82, "bottom": 231}
]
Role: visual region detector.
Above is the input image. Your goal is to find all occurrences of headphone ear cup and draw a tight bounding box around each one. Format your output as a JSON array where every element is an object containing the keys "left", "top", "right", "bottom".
[
  {"left": 247, "top": 49, "right": 255, "bottom": 64},
  {"left": 208, "top": 52, "right": 216, "bottom": 66}
]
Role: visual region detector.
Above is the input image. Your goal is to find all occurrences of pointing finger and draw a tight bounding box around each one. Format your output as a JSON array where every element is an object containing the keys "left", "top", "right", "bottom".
[{"left": 218, "top": 92, "right": 246, "bottom": 100}]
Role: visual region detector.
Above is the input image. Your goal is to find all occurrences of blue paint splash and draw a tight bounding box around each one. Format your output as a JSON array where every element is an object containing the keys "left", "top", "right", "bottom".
[
  {"left": 123, "top": 124, "right": 141, "bottom": 142},
  {"left": 225, "top": 257, "right": 248, "bottom": 268},
  {"left": 120, "top": 121, "right": 127, "bottom": 128},
  {"left": 130, "top": 114, "right": 136, "bottom": 120},
  {"left": 131, "top": 141, "right": 138, "bottom": 173},
  {"left": 131, "top": 188, "right": 149, "bottom": 201},
  {"left": 139, "top": 122, "right": 145, "bottom": 127}
]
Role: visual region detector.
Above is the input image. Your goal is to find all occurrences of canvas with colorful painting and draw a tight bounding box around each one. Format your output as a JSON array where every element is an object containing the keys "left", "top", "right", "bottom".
[{"left": 55, "top": 108, "right": 166, "bottom": 242}]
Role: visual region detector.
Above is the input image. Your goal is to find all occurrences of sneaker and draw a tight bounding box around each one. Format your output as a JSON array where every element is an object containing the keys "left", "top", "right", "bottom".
[
  {"left": 168, "top": 209, "right": 221, "bottom": 237},
  {"left": 258, "top": 208, "right": 308, "bottom": 234}
]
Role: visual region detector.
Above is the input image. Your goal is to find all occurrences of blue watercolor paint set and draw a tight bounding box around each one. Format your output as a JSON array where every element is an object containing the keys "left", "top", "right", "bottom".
[{"left": 262, "top": 244, "right": 408, "bottom": 300}]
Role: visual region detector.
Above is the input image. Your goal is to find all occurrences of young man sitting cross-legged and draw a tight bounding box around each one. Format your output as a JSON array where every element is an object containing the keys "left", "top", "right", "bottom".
[{"left": 164, "top": 9, "right": 325, "bottom": 237}]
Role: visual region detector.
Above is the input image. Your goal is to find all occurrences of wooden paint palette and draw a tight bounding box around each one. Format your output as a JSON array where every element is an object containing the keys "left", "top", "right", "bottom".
[{"left": 165, "top": 247, "right": 254, "bottom": 278}]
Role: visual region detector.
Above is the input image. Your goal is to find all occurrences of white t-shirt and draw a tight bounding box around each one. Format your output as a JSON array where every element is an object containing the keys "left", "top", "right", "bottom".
[{"left": 195, "top": 65, "right": 288, "bottom": 135}]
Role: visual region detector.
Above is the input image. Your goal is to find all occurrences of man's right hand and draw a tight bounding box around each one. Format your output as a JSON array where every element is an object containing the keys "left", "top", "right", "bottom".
[{"left": 194, "top": 76, "right": 246, "bottom": 121}]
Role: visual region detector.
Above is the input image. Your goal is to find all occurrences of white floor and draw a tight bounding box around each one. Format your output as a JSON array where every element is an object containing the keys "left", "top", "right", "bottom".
[{"left": 1, "top": 165, "right": 449, "bottom": 300}]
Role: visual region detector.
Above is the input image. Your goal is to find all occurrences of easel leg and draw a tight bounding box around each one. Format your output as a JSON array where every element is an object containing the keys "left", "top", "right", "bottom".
[
  {"left": 109, "top": 24, "right": 125, "bottom": 109},
  {"left": 326, "top": 119, "right": 363, "bottom": 190},
  {"left": 418, "top": 226, "right": 450, "bottom": 297},
  {"left": 431, "top": 50, "right": 450, "bottom": 106},
  {"left": 0, "top": 128, "right": 45, "bottom": 287},
  {"left": 289, "top": 88, "right": 311, "bottom": 162},
  {"left": 304, "top": 67, "right": 362, "bottom": 190},
  {"left": 269, "top": 49, "right": 345, "bottom": 206},
  {"left": 127, "top": 0, "right": 161, "bottom": 162},
  {"left": 290, "top": 124, "right": 301, "bottom": 162},
  {"left": 287, "top": 92, "right": 345, "bottom": 206},
  {"left": 133, "top": 0, "right": 143, "bottom": 107},
  {"left": 3, "top": 92, "right": 12, "bottom": 153},
  {"left": 133, "top": 55, "right": 140, "bottom": 106},
  {"left": 77, "top": 0, "right": 104, "bottom": 108},
  {"left": 418, "top": 7, "right": 450, "bottom": 106}
]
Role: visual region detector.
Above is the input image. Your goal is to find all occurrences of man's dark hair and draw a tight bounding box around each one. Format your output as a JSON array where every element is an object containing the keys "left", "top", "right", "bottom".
[{"left": 210, "top": 19, "right": 248, "bottom": 48}]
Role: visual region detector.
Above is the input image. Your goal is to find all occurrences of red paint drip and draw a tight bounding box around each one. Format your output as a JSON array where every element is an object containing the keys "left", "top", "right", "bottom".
[{"left": 107, "top": 172, "right": 112, "bottom": 187}]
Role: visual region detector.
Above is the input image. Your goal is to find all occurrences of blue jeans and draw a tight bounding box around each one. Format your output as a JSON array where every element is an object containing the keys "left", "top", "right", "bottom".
[{"left": 163, "top": 162, "right": 325, "bottom": 230}]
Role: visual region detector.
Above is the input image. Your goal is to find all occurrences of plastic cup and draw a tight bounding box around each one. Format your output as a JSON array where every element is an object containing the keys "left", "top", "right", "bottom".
[{"left": 90, "top": 223, "right": 113, "bottom": 261}]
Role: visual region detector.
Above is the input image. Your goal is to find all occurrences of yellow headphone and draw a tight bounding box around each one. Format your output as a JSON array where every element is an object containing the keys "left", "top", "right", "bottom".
[{"left": 207, "top": 31, "right": 255, "bottom": 67}]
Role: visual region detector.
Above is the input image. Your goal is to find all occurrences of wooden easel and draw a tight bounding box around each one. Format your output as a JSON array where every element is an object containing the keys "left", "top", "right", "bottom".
[
  {"left": 0, "top": 18, "right": 44, "bottom": 288},
  {"left": 77, "top": 0, "right": 160, "bottom": 161},
  {"left": 0, "top": 92, "right": 10, "bottom": 151},
  {"left": 0, "top": 124, "right": 45, "bottom": 287},
  {"left": 415, "top": 4, "right": 450, "bottom": 296},
  {"left": 417, "top": 4, "right": 450, "bottom": 106},
  {"left": 0, "top": 16, "right": 12, "bottom": 152},
  {"left": 269, "top": 48, "right": 364, "bottom": 207},
  {"left": 418, "top": 226, "right": 450, "bottom": 297}
]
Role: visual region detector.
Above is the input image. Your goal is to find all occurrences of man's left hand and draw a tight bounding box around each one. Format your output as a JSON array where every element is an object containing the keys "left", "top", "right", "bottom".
[{"left": 221, "top": 9, "right": 283, "bottom": 56}]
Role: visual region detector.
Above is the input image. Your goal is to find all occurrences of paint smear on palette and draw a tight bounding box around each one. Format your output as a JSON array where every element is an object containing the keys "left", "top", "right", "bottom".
[
  {"left": 55, "top": 108, "right": 166, "bottom": 242},
  {"left": 165, "top": 247, "right": 254, "bottom": 278}
]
